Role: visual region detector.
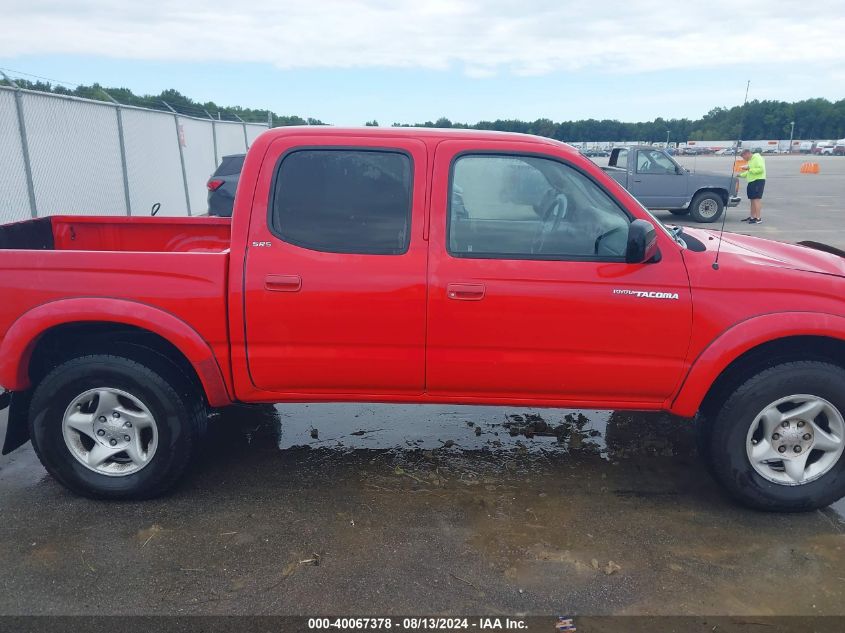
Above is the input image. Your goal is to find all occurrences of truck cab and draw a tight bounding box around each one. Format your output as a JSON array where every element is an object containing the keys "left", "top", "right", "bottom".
[{"left": 604, "top": 146, "right": 740, "bottom": 222}]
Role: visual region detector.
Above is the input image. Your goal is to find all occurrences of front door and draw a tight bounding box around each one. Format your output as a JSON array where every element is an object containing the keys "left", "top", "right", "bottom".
[
  {"left": 244, "top": 134, "right": 428, "bottom": 395},
  {"left": 426, "top": 140, "right": 692, "bottom": 406},
  {"left": 629, "top": 148, "right": 688, "bottom": 209}
]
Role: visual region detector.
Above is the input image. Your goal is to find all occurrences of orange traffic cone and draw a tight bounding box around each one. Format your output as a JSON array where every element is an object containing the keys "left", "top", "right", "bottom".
[{"left": 801, "top": 162, "right": 821, "bottom": 173}]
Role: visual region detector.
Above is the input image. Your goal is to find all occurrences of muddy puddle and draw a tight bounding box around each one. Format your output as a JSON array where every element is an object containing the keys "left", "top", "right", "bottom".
[{"left": 215, "top": 403, "right": 692, "bottom": 459}]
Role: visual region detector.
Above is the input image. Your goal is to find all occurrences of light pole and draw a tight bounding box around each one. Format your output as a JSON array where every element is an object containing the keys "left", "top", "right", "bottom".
[{"left": 789, "top": 121, "right": 795, "bottom": 154}]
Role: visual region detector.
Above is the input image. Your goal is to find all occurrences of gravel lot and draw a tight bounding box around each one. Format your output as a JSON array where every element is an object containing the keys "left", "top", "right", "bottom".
[{"left": 0, "top": 153, "right": 843, "bottom": 618}]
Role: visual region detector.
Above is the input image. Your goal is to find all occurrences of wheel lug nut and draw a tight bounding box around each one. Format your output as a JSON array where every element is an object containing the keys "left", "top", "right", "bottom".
[
  {"left": 98, "top": 416, "right": 106, "bottom": 422},
  {"left": 803, "top": 433, "right": 812, "bottom": 441},
  {"left": 109, "top": 439, "right": 117, "bottom": 446},
  {"left": 773, "top": 433, "right": 780, "bottom": 440},
  {"left": 797, "top": 421, "right": 805, "bottom": 428},
  {"left": 112, "top": 412, "right": 120, "bottom": 419},
  {"left": 794, "top": 445, "right": 802, "bottom": 453},
  {"left": 778, "top": 446, "right": 787, "bottom": 453},
  {"left": 97, "top": 430, "right": 105, "bottom": 436},
  {"left": 781, "top": 421, "right": 789, "bottom": 428},
  {"left": 124, "top": 422, "right": 132, "bottom": 428},
  {"left": 124, "top": 435, "right": 130, "bottom": 441}
]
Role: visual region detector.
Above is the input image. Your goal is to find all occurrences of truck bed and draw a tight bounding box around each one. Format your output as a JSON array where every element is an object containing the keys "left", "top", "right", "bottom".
[
  {"left": 0, "top": 215, "right": 230, "bottom": 253},
  {"left": 600, "top": 166, "right": 626, "bottom": 186},
  {"left": 0, "top": 215, "right": 233, "bottom": 391}
]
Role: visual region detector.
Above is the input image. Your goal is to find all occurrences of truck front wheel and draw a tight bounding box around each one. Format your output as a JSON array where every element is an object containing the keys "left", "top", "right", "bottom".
[
  {"left": 689, "top": 192, "right": 724, "bottom": 223},
  {"left": 707, "top": 361, "right": 845, "bottom": 511},
  {"left": 28, "top": 354, "right": 205, "bottom": 500}
]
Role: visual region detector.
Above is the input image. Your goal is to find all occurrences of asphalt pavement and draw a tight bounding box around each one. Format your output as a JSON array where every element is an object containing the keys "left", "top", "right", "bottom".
[{"left": 657, "top": 154, "right": 845, "bottom": 249}]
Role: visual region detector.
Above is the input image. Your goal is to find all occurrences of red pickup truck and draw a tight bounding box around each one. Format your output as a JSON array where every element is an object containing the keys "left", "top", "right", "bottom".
[{"left": 1, "top": 127, "right": 844, "bottom": 511}]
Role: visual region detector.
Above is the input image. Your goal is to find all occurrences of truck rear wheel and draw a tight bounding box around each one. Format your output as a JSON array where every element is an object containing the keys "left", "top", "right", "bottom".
[
  {"left": 706, "top": 361, "right": 845, "bottom": 511},
  {"left": 689, "top": 192, "right": 724, "bottom": 223},
  {"left": 28, "top": 354, "right": 205, "bottom": 500}
]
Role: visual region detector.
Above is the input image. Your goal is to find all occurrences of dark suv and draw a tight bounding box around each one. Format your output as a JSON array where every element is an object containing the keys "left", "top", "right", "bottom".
[{"left": 207, "top": 154, "right": 245, "bottom": 217}]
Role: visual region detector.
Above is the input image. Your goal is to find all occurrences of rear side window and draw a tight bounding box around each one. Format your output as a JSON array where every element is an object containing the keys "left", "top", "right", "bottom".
[
  {"left": 270, "top": 149, "right": 412, "bottom": 255},
  {"left": 214, "top": 155, "right": 245, "bottom": 177},
  {"left": 611, "top": 149, "right": 627, "bottom": 168}
]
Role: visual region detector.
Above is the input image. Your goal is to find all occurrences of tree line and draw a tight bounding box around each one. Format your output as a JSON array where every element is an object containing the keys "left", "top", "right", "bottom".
[
  {"left": 393, "top": 97, "right": 845, "bottom": 141},
  {"left": 2, "top": 76, "right": 842, "bottom": 141}
]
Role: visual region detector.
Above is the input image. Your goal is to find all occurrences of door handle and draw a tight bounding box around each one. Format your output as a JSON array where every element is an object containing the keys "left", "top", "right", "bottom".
[
  {"left": 633, "top": 179, "right": 642, "bottom": 183},
  {"left": 447, "top": 283, "right": 485, "bottom": 301},
  {"left": 265, "top": 274, "right": 302, "bottom": 292}
]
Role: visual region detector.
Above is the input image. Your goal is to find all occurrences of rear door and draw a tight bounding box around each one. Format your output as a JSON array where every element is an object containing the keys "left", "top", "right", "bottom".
[
  {"left": 243, "top": 134, "right": 428, "bottom": 395},
  {"left": 427, "top": 140, "right": 692, "bottom": 405}
]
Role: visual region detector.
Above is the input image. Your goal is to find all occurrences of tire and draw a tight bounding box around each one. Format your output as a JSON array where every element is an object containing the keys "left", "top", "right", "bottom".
[
  {"left": 28, "top": 353, "right": 206, "bottom": 500},
  {"left": 668, "top": 209, "right": 689, "bottom": 216},
  {"left": 707, "top": 361, "right": 845, "bottom": 512},
  {"left": 688, "top": 192, "right": 724, "bottom": 223}
]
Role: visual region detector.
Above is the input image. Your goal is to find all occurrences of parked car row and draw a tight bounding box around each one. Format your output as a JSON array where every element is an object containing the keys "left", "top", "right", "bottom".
[
  {"left": 811, "top": 141, "right": 845, "bottom": 155},
  {"left": 676, "top": 147, "right": 716, "bottom": 156},
  {"left": 799, "top": 140, "right": 845, "bottom": 155}
]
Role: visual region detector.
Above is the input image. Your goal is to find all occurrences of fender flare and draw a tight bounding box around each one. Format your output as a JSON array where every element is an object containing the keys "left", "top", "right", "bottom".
[
  {"left": 668, "top": 311, "right": 845, "bottom": 417},
  {"left": 0, "top": 298, "right": 232, "bottom": 407}
]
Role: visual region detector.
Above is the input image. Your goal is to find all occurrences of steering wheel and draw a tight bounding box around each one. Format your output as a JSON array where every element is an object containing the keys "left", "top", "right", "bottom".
[{"left": 532, "top": 193, "right": 569, "bottom": 254}]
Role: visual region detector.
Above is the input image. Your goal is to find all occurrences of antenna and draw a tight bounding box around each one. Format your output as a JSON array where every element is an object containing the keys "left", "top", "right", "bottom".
[{"left": 712, "top": 80, "right": 751, "bottom": 271}]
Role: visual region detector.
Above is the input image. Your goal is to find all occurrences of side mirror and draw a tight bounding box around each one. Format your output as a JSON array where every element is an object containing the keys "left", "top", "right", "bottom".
[{"left": 626, "top": 219, "right": 660, "bottom": 264}]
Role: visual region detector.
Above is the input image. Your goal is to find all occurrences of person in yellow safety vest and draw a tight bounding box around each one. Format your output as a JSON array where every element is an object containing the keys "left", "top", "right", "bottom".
[{"left": 738, "top": 149, "right": 767, "bottom": 224}]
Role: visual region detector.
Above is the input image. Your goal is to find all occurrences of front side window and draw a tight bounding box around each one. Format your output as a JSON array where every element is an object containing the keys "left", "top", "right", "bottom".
[
  {"left": 270, "top": 149, "right": 412, "bottom": 255},
  {"left": 636, "top": 150, "right": 677, "bottom": 174},
  {"left": 449, "top": 155, "right": 630, "bottom": 260}
]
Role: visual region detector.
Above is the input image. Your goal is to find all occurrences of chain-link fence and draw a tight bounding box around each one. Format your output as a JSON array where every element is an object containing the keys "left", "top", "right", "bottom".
[{"left": 0, "top": 84, "right": 269, "bottom": 221}]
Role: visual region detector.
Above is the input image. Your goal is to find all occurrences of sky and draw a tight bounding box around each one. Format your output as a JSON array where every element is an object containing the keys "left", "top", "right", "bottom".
[{"left": 1, "top": 0, "right": 844, "bottom": 126}]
